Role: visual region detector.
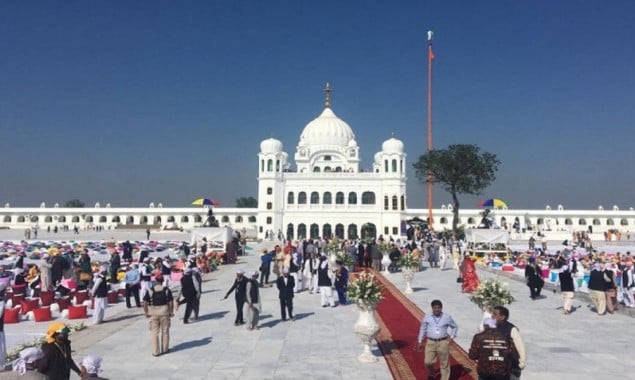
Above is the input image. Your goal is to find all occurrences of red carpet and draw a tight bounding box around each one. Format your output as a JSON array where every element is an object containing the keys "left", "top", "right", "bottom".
[{"left": 372, "top": 270, "right": 477, "bottom": 380}]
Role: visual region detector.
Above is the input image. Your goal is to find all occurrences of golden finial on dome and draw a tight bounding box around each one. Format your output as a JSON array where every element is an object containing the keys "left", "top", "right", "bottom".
[{"left": 324, "top": 82, "right": 332, "bottom": 108}]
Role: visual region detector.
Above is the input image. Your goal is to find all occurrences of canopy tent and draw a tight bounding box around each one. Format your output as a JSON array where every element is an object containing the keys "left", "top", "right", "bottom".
[
  {"left": 465, "top": 229, "right": 509, "bottom": 245},
  {"left": 465, "top": 228, "right": 510, "bottom": 260},
  {"left": 190, "top": 227, "right": 233, "bottom": 252}
]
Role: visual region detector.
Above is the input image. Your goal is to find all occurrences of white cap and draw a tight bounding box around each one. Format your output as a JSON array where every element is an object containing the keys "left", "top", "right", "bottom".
[{"left": 236, "top": 268, "right": 245, "bottom": 275}]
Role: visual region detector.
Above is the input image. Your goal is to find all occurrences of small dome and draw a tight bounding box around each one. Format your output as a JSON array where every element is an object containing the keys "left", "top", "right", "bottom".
[
  {"left": 260, "top": 138, "right": 283, "bottom": 154},
  {"left": 382, "top": 136, "right": 404, "bottom": 154},
  {"left": 299, "top": 108, "right": 355, "bottom": 148}
]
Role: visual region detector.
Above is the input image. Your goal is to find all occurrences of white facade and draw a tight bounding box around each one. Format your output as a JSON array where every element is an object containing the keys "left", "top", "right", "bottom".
[
  {"left": 1, "top": 88, "right": 634, "bottom": 241},
  {"left": 257, "top": 89, "right": 407, "bottom": 241}
]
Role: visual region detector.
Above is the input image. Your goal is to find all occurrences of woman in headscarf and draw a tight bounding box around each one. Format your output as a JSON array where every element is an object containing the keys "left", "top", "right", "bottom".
[
  {"left": 8, "top": 347, "right": 48, "bottom": 379},
  {"left": 460, "top": 254, "right": 480, "bottom": 293},
  {"left": 79, "top": 355, "right": 108, "bottom": 379},
  {"left": 40, "top": 323, "right": 81, "bottom": 380}
]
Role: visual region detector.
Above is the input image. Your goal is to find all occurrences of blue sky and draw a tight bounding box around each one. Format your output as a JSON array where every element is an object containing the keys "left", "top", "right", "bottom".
[{"left": 1, "top": 1, "right": 634, "bottom": 210}]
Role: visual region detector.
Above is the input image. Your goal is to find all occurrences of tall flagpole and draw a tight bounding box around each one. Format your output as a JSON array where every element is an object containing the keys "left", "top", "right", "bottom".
[{"left": 427, "top": 31, "right": 434, "bottom": 228}]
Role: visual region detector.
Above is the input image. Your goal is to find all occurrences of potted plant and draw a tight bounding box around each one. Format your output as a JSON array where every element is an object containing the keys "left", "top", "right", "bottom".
[
  {"left": 346, "top": 270, "right": 385, "bottom": 363},
  {"left": 469, "top": 277, "right": 515, "bottom": 320},
  {"left": 335, "top": 251, "right": 355, "bottom": 272},
  {"left": 398, "top": 253, "right": 419, "bottom": 294}
]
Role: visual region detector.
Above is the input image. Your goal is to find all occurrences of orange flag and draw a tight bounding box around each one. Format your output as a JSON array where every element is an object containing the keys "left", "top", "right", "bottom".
[{"left": 428, "top": 46, "right": 435, "bottom": 61}]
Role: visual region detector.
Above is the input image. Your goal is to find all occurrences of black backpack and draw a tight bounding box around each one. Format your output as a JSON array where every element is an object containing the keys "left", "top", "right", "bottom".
[{"left": 148, "top": 286, "right": 169, "bottom": 306}]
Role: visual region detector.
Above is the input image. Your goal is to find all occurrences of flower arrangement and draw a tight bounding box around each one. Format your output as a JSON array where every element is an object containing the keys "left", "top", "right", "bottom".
[
  {"left": 324, "top": 238, "right": 343, "bottom": 254},
  {"left": 398, "top": 253, "right": 419, "bottom": 269},
  {"left": 377, "top": 241, "right": 393, "bottom": 254},
  {"left": 346, "top": 270, "right": 385, "bottom": 305},
  {"left": 335, "top": 251, "right": 355, "bottom": 268},
  {"left": 469, "top": 277, "right": 515, "bottom": 310},
  {"left": 6, "top": 322, "right": 86, "bottom": 362}
]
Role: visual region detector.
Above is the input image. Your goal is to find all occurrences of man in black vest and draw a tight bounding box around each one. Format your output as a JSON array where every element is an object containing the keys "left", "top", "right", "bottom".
[
  {"left": 90, "top": 267, "right": 109, "bottom": 325},
  {"left": 587, "top": 262, "right": 607, "bottom": 315},
  {"left": 276, "top": 268, "right": 295, "bottom": 321},
  {"left": 143, "top": 273, "right": 174, "bottom": 357},
  {"left": 178, "top": 268, "right": 200, "bottom": 324},
  {"left": 492, "top": 306, "right": 526, "bottom": 380},
  {"left": 224, "top": 269, "right": 248, "bottom": 325}
]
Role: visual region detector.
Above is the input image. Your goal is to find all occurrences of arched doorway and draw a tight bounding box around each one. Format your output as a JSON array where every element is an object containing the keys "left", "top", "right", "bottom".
[
  {"left": 310, "top": 223, "right": 320, "bottom": 239},
  {"left": 297, "top": 223, "right": 307, "bottom": 239},
  {"left": 286, "top": 223, "right": 294, "bottom": 241},
  {"left": 323, "top": 224, "right": 332, "bottom": 239},
  {"left": 347, "top": 224, "right": 358, "bottom": 240},
  {"left": 335, "top": 224, "right": 344, "bottom": 239},
  {"left": 361, "top": 223, "right": 377, "bottom": 240}
]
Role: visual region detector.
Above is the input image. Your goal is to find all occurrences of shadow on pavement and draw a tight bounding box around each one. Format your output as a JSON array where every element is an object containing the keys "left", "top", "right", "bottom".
[
  {"left": 197, "top": 311, "right": 229, "bottom": 321},
  {"left": 170, "top": 336, "right": 213, "bottom": 353}
]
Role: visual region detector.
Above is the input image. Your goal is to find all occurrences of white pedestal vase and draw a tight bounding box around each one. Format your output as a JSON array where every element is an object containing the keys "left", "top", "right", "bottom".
[
  {"left": 381, "top": 253, "right": 391, "bottom": 274},
  {"left": 402, "top": 268, "right": 414, "bottom": 294},
  {"left": 328, "top": 252, "right": 338, "bottom": 267},
  {"left": 478, "top": 307, "right": 493, "bottom": 332},
  {"left": 354, "top": 301, "right": 380, "bottom": 363}
]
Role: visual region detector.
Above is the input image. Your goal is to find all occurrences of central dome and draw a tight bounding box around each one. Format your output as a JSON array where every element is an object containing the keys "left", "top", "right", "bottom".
[{"left": 298, "top": 108, "right": 355, "bottom": 148}]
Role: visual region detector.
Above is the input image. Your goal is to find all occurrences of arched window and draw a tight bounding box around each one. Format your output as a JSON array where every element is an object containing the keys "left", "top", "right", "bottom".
[
  {"left": 221, "top": 216, "right": 229, "bottom": 223},
  {"left": 193, "top": 215, "right": 202, "bottom": 223},
  {"left": 98, "top": 216, "right": 107, "bottom": 223},
  {"left": 167, "top": 216, "right": 175, "bottom": 223},
  {"left": 323, "top": 192, "right": 332, "bottom": 204},
  {"left": 400, "top": 195, "right": 405, "bottom": 210},
  {"left": 313, "top": 167, "right": 321, "bottom": 172},
  {"left": 261, "top": 159, "right": 264, "bottom": 172},
  {"left": 110, "top": 216, "right": 120, "bottom": 223},
  {"left": 392, "top": 159, "right": 397, "bottom": 172},
  {"left": 45, "top": 216, "right": 53, "bottom": 223},
  {"left": 235, "top": 216, "right": 243, "bottom": 223},
  {"left": 310, "top": 192, "right": 319, "bottom": 204},
  {"left": 392, "top": 195, "right": 398, "bottom": 210},
  {"left": 298, "top": 224, "right": 307, "bottom": 239},
  {"left": 607, "top": 219, "right": 615, "bottom": 226},
  {"left": 347, "top": 224, "right": 358, "bottom": 239},
  {"left": 592, "top": 219, "right": 601, "bottom": 226},
  {"left": 298, "top": 192, "right": 307, "bottom": 204},
  {"left": 335, "top": 224, "right": 344, "bottom": 239},
  {"left": 323, "top": 224, "right": 332, "bottom": 239},
  {"left": 621, "top": 219, "right": 629, "bottom": 226},
  {"left": 153, "top": 216, "right": 162, "bottom": 224},
  {"left": 467, "top": 217, "right": 476, "bottom": 224},
  {"left": 578, "top": 219, "right": 587, "bottom": 225},
  {"left": 72, "top": 216, "right": 79, "bottom": 223},
  {"left": 565, "top": 218, "right": 573, "bottom": 225},
  {"left": 440, "top": 217, "right": 448, "bottom": 224},
  {"left": 248, "top": 216, "right": 257, "bottom": 223},
  {"left": 85, "top": 216, "right": 94, "bottom": 223},
  {"left": 3, "top": 216, "right": 11, "bottom": 223},
  {"left": 180, "top": 216, "right": 189, "bottom": 223},
  {"left": 287, "top": 192, "right": 294, "bottom": 204},
  {"left": 336, "top": 192, "right": 344, "bottom": 204},
  {"left": 384, "top": 160, "right": 388, "bottom": 172},
  {"left": 361, "top": 191, "right": 375, "bottom": 205},
  {"left": 276, "top": 160, "right": 280, "bottom": 172},
  {"left": 267, "top": 159, "right": 273, "bottom": 172},
  {"left": 286, "top": 223, "right": 294, "bottom": 240},
  {"left": 58, "top": 216, "right": 66, "bottom": 223},
  {"left": 310, "top": 223, "right": 319, "bottom": 239},
  {"left": 384, "top": 196, "right": 389, "bottom": 210},
  {"left": 348, "top": 192, "right": 357, "bottom": 205},
  {"left": 537, "top": 218, "right": 544, "bottom": 225}
]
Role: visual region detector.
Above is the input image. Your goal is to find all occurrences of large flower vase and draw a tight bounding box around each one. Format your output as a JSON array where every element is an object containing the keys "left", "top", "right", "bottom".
[
  {"left": 381, "top": 253, "right": 391, "bottom": 274},
  {"left": 329, "top": 252, "right": 338, "bottom": 268},
  {"left": 402, "top": 268, "right": 414, "bottom": 294},
  {"left": 354, "top": 301, "right": 380, "bottom": 363}
]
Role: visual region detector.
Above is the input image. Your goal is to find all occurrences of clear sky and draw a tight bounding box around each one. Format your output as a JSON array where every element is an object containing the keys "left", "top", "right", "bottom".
[{"left": 1, "top": 1, "right": 634, "bottom": 210}]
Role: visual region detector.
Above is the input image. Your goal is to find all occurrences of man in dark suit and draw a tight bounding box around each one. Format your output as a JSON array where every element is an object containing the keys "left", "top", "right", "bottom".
[{"left": 276, "top": 267, "right": 295, "bottom": 321}]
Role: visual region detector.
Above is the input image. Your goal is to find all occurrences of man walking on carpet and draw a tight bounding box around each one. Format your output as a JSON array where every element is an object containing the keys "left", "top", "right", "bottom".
[{"left": 416, "top": 299, "right": 458, "bottom": 380}]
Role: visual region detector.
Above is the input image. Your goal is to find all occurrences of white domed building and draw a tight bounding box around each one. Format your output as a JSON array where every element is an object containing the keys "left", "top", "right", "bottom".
[{"left": 257, "top": 84, "right": 407, "bottom": 240}]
